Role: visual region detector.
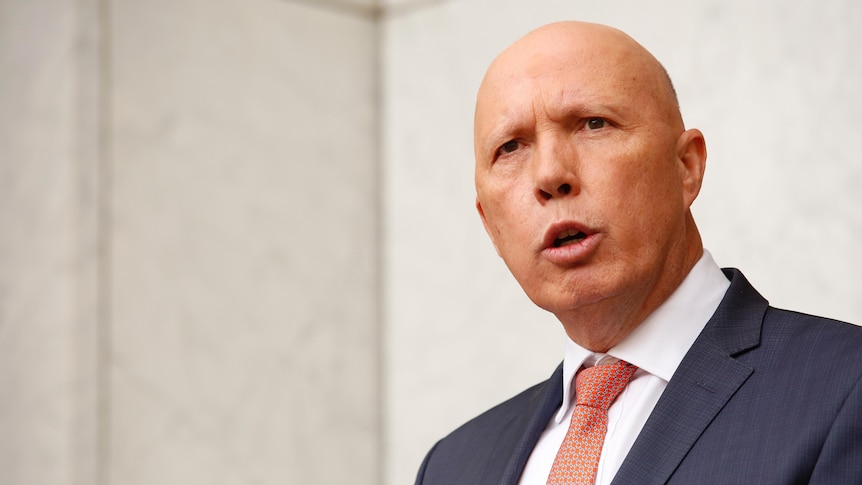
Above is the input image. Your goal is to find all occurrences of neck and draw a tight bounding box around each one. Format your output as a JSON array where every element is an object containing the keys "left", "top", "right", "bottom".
[{"left": 560, "top": 225, "right": 704, "bottom": 352}]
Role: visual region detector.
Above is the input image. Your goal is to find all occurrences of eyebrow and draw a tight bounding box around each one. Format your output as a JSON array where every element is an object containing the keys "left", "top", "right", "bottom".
[
  {"left": 480, "top": 120, "right": 521, "bottom": 158},
  {"left": 479, "top": 99, "right": 623, "bottom": 152}
]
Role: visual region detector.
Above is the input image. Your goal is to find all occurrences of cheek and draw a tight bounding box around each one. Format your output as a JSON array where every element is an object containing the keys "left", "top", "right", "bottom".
[
  {"left": 480, "top": 198, "right": 539, "bottom": 264},
  {"left": 600, "top": 143, "right": 680, "bottom": 202},
  {"left": 486, "top": 203, "right": 530, "bottom": 247},
  {"left": 589, "top": 158, "right": 682, "bottom": 244},
  {"left": 478, "top": 197, "right": 514, "bottom": 248},
  {"left": 480, "top": 176, "right": 532, "bottom": 222}
]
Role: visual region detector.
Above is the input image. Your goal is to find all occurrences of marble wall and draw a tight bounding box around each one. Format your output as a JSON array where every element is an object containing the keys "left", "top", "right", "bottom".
[
  {"left": 107, "top": 1, "right": 380, "bottom": 484},
  {"left": 2, "top": 0, "right": 381, "bottom": 484},
  {"left": 3, "top": 0, "right": 861, "bottom": 484},
  {"left": 383, "top": 1, "right": 862, "bottom": 484},
  {"left": 1, "top": 0, "right": 102, "bottom": 483}
]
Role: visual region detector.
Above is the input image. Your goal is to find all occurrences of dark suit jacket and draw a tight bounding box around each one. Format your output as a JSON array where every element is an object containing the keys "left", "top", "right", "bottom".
[{"left": 415, "top": 269, "right": 862, "bottom": 484}]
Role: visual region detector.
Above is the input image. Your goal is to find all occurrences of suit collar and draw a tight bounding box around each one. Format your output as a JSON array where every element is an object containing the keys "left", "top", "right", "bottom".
[
  {"left": 611, "top": 268, "right": 766, "bottom": 484},
  {"left": 496, "top": 364, "right": 564, "bottom": 485},
  {"left": 699, "top": 268, "right": 765, "bottom": 355}
]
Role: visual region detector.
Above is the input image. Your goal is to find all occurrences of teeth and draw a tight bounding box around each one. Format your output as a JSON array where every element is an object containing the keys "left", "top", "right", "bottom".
[
  {"left": 558, "top": 237, "right": 583, "bottom": 247},
  {"left": 555, "top": 229, "right": 587, "bottom": 247}
]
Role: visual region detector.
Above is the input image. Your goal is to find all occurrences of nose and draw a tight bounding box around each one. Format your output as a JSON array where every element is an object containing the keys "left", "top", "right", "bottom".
[{"left": 533, "top": 136, "right": 579, "bottom": 201}]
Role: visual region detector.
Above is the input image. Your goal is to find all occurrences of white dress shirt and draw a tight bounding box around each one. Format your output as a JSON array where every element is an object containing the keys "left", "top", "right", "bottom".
[{"left": 518, "top": 250, "right": 731, "bottom": 485}]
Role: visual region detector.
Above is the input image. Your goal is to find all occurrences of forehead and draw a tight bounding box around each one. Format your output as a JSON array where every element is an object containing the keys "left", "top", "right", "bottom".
[
  {"left": 481, "top": 57, "right": 626, "bottom": 111},
  {"left": 475, "top": 46, "right": 651, "bottom": 144}
]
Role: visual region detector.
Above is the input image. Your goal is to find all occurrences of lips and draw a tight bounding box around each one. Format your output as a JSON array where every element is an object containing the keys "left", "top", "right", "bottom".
[
  {"left": 553, "top": 228, "right": 588, "bottom": 247},
  {"left": 541, "top": 221, "right": 600, "bottom": 264},
  {"left": 543, "top": 221, "right": 594, "bottom": 249}
]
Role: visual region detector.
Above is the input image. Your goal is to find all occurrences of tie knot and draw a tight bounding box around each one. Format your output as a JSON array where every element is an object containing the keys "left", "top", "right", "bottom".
[{"left": 575, "top": 360, "right": 637, "bottom": 410}]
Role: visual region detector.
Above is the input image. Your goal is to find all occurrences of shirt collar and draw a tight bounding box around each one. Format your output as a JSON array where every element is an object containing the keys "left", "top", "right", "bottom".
[{"left": 555, "top": 250, "right": 730, "bottom": 423}]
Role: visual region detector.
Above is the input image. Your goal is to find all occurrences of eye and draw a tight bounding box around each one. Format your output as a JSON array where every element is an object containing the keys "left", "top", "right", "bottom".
[
  {"left": 586, "top": 118, "right": 606, "bottom": 130},
  {"left": 498, "top": 140, "right": 520, "bottom": 155}
]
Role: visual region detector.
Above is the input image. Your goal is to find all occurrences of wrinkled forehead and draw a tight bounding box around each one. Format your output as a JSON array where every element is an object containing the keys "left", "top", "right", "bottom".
[
  {"left": 475, "top": 24, "right": 680, "bottom": 138},
  {"left": 475, "top": 42, "right": 652, "bottom": 135}
]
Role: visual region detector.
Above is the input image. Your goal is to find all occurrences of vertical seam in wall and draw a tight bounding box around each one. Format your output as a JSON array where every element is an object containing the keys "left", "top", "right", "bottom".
[
  {"left": 371, "top": 3, "right": 387, "bottom": 485},
  {"left": 73, "top": 0, "right": 104, "bottom": 482},
  {"left": 96, "top": 0, "right": 113, "bottom": 483},
  {"left": 373, "top": 2, "right": 455, "bottom": 482}
]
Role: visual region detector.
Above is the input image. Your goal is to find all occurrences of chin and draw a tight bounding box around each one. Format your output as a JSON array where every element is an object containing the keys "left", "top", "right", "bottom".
[
  {"left": 528, "top": 286, "right": 608, "bottom": 316},
  {"left": 525, "top": 272, "right": 628, "bottom": 316}
]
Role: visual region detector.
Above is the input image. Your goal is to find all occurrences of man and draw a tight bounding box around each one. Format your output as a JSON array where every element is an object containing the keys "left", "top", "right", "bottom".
[{"left": 415, "top": 21, "right": 862, "bottom": 485}]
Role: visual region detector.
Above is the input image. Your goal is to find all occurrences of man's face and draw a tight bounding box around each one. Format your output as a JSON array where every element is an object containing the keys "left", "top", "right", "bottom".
[{"left": 474, "top": 28, "right": 701, "bottom": 330}]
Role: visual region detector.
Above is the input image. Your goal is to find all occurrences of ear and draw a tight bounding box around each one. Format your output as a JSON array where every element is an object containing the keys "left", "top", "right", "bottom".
[
  {"left": 476, "top": 199, "right": 502, "bottom": 257},
  {"left": 675, "top": 128, "right": 707, "bottom": 209}
]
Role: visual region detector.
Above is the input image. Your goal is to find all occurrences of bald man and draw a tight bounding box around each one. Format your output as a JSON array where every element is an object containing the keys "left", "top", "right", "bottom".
[{"left": 415, "top": 22, "right": 862, "bottom": 485}]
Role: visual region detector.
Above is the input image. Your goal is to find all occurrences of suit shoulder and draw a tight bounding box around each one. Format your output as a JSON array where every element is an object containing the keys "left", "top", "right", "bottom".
[
  {"left": 438, "top": 376, "right": 552, "bottom": 445},
  {"left": 763, "top": 306, "right": 862, "bottom": 346},
  {"left": 416, "top": 368, "right": 561, "bottom": 484},
  {"left": 759, "top": 306, "right": 862, "bottom": 376}
]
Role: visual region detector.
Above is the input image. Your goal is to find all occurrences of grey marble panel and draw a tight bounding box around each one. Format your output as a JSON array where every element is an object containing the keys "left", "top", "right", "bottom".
[
  {"left": 109, "top": 0, "right": 379, "bottom": 483},
  {"left": 0, "top": 0, "right": 103, "bottom": 484}
]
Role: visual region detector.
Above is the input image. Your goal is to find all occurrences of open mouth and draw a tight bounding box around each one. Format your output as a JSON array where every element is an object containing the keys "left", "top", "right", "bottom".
[{"left": 553, "top": 229, "right": 588, "bottom": 247}]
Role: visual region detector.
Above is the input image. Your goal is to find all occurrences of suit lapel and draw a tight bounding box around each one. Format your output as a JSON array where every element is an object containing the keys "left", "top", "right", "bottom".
[
  {"left": 612, "top": 269, "right": 766, "bottom": 484},
  {"left": 490, "top": 364, "right": 564, "bottom": 485}
]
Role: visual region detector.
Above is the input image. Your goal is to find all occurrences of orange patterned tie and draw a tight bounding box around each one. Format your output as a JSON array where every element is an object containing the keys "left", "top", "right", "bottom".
[{"left": 546, "top": 360, "right": 637, "bottom": 485}]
